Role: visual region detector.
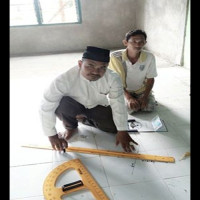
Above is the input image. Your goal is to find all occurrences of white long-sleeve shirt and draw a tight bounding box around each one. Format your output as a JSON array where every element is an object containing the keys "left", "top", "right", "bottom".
[{"left": 39, "top": 66, "right": 128, "bottom": 136}]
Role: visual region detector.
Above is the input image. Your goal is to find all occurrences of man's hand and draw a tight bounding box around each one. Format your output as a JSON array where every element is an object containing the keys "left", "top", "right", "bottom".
[
  {"left": 116, "top": 131, "right": 138, "bottom": 152},
  {"left": 48, "top": 134, "right": 68, "bottom": 152},
  {"left": 124, "top": 89, "right": 140, "bottom": 111},
  {"left": 138, "top": 96, "right": 148, "bottom": 110},
  {"left": 127, "top": 97, "right": 140, "bottom": 111}
]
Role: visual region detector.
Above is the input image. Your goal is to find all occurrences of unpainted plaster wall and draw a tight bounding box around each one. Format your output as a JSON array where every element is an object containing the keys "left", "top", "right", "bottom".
[
  {"left": 183, "top": 0, "right": 190, "bottom": 69},
  {"left": 135, "top": 0, "right": 188, "bottom": 65},
  {"left": 10, "top": 0, "right": 137, "bottom": 56},
  {"left": 10, "top": 0, "right": 189, "bottom": 66}
]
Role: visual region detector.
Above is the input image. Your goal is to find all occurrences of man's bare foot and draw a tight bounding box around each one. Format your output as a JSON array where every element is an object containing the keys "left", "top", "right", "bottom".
[
  {"left": 76, "top": 114, "right": 86, "bottom": 123},
  {"left": 58, "top": 128, "right": 77, "bottom": 141}
]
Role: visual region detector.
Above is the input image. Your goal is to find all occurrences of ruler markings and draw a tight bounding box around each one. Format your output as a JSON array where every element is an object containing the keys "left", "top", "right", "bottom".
[
  {"left": 22, "top": 144, "right": 175, "bottom": 163},
  {"left": 43, "top": 159, "right": 109, "bottom": 200}
]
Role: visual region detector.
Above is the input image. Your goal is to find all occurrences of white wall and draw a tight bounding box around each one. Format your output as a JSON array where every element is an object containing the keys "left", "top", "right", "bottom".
[
  {"left": 135, "top": 0, "right": 188, "bottom": 65},
  {"left": 183, "top": 0, "right": 190, "bottom": 69}
]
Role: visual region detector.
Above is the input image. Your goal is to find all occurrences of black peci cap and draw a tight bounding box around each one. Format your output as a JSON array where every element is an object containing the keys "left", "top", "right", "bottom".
[{"left": 82, "top": 46, "right": 110, "bottom": 62}]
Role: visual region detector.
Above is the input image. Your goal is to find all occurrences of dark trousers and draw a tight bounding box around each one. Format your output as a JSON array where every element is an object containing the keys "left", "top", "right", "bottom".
[{"left": 55, "top": 96, "right": 117, "bottom": 133}]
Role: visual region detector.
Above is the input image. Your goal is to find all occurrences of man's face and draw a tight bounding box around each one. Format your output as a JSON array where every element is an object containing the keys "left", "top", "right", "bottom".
[
  {"left": 125, "top": 34, "right": 146, "bottom": 52},
  {"left": 78, "top": 59, "right": 108, "bottom": 81}
]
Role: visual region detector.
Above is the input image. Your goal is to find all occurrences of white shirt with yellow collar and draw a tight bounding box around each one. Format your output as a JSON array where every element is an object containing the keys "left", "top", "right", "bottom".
[{"left": 109, "top": 49, "right": 158, "bottom": 94}]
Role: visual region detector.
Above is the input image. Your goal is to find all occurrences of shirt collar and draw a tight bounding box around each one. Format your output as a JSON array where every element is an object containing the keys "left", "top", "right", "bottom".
[
  {"left": 79, "top": 69, "right": 90, "bottom": 82},
  {"left": 122, "top": 49, "right": 147, "bottom": 63}
]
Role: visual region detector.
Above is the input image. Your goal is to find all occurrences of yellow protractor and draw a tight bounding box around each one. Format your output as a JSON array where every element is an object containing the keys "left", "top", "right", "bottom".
[{"left": 43, "top": 159, "right": 109, "bottom": 200}]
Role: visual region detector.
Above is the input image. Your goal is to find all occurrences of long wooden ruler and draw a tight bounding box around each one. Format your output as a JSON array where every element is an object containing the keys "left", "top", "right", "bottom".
[
  {"left": 43, "top": 158, "right": 109, "bottom": 200},
  {"left": 21, "top": 144, "right": 175, "bottom": 163}
]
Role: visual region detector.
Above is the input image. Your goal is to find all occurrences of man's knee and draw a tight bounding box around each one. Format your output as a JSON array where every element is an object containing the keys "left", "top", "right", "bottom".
[
  {"left": 96, "top": 122, "right": 117, "bottom": 133},
  {"left": 55, "top": 96, "right": 84, "bottom": 116}
]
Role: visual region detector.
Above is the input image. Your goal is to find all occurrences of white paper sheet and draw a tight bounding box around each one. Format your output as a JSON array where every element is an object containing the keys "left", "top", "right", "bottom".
[{"left": 127, "top": 113, "right": 167, "bottom": 132}]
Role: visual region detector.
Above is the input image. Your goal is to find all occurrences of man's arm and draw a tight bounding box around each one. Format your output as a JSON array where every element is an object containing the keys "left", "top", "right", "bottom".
[
  {"left": 124, "top": 88, "right": 140, "bottom": 111},
  {"left": 108, "top": 54, "right": 127, "bottom": 88},
  {"left": 48, "top": 134, "right": 68, "bottom": 152},
  {"left": 108, "top": 72, "right": 138, "bottom": 152},
  {"left": 116, "top": 131, "right": 138, "bottom": 152},
  {"left": 39, "top": 74, "right": 69, "bottom": 151},
  {"left": 138, "top": 78, "right": 154, "bottom": 109}
]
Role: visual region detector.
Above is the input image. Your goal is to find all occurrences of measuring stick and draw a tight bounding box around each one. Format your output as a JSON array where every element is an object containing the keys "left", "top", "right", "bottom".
[{"left": 22, "top": 144, "right": 175, "bottom": 163}]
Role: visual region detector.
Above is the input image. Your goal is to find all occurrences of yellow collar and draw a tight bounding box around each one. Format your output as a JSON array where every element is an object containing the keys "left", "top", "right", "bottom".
[{"left": 122, "top": 49, "right": 147, "bottom": 63}]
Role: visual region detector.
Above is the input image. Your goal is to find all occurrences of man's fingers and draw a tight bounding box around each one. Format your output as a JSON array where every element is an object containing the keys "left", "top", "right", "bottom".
[
  {"left": 130, "top": 145, "right": 135, "bottom": 151},
  {"left": 121, "top": 144, "right": 127, "bottom": 152},
  {"left": 121, "top": 143, "right": 131, "bottom": 152},
  {"left": 133, "top": 141, "right": 138, "bottom": 145},
  {"left": 52, "top": 140, "right": 67, "bottom": 151},
  {"left": 123, "top": 142, "right": 137, "bottom": 152},
  {"left": 55, "top": 143, "right": 63, "bottom": 151},
  {"left": 61, "top": 140, "right": 68, "bottom": 149},
  {"left": 116, "top": 140, "right": 119, "bottom": 146},
  {"left": 122, "top": 146, "right": 131, "bottom": 152},
  {"left": 130, "top": 140, "right": 138, "bottom": 145},
  {"left": 130, "top": 103, "right": 140, "bottom": 110},
  {"left": 51, "top": 144, "right": 56, "bottom": 150},
  {"left": 125, "top": 146, "right": 132, "bottom": 152}
]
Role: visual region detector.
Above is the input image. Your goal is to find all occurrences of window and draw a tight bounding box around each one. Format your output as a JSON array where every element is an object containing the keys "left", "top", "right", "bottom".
[{"left": 10, "top": 0, "right": 81, "bottom": 27}]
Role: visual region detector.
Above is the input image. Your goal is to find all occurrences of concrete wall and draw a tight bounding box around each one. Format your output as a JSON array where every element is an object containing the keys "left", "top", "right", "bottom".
[
  {"left": 183, "top": 0, "right": 190, "bottom": 69},
  {"left": 10, "top": 0, "right": 137, "bottom": 56},
  {"left": 135, "top": 0, "right": 188, "bottom": 65},
  {"left": 10, "top": 0, "right": 189, "bottom": 67}
]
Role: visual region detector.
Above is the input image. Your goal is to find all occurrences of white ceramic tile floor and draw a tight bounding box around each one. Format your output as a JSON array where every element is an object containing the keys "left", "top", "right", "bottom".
[{"left": 10, "top": 52, "right": 190, "bottom": 200}]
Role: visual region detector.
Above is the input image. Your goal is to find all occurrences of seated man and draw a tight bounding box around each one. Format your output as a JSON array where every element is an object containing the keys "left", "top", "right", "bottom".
[
  {"left": 109, "top": 29, "right": 158, "bottom": 114},
  {"left": 39, "top": 46, "right": 138, "bottom": 152}
]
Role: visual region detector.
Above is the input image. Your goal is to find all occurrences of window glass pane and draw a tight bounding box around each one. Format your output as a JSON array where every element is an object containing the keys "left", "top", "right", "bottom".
[
  {"left": 10, "top": 0, "right": 38, "bottom": 26},
  {"left": 39, "top": 0, "right": 79, "bottom": 24}
]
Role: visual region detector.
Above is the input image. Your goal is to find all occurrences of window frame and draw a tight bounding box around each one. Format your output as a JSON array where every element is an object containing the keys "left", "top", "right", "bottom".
[{"left": 10, "top": 0, "right": 82, "bottom": 27}]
